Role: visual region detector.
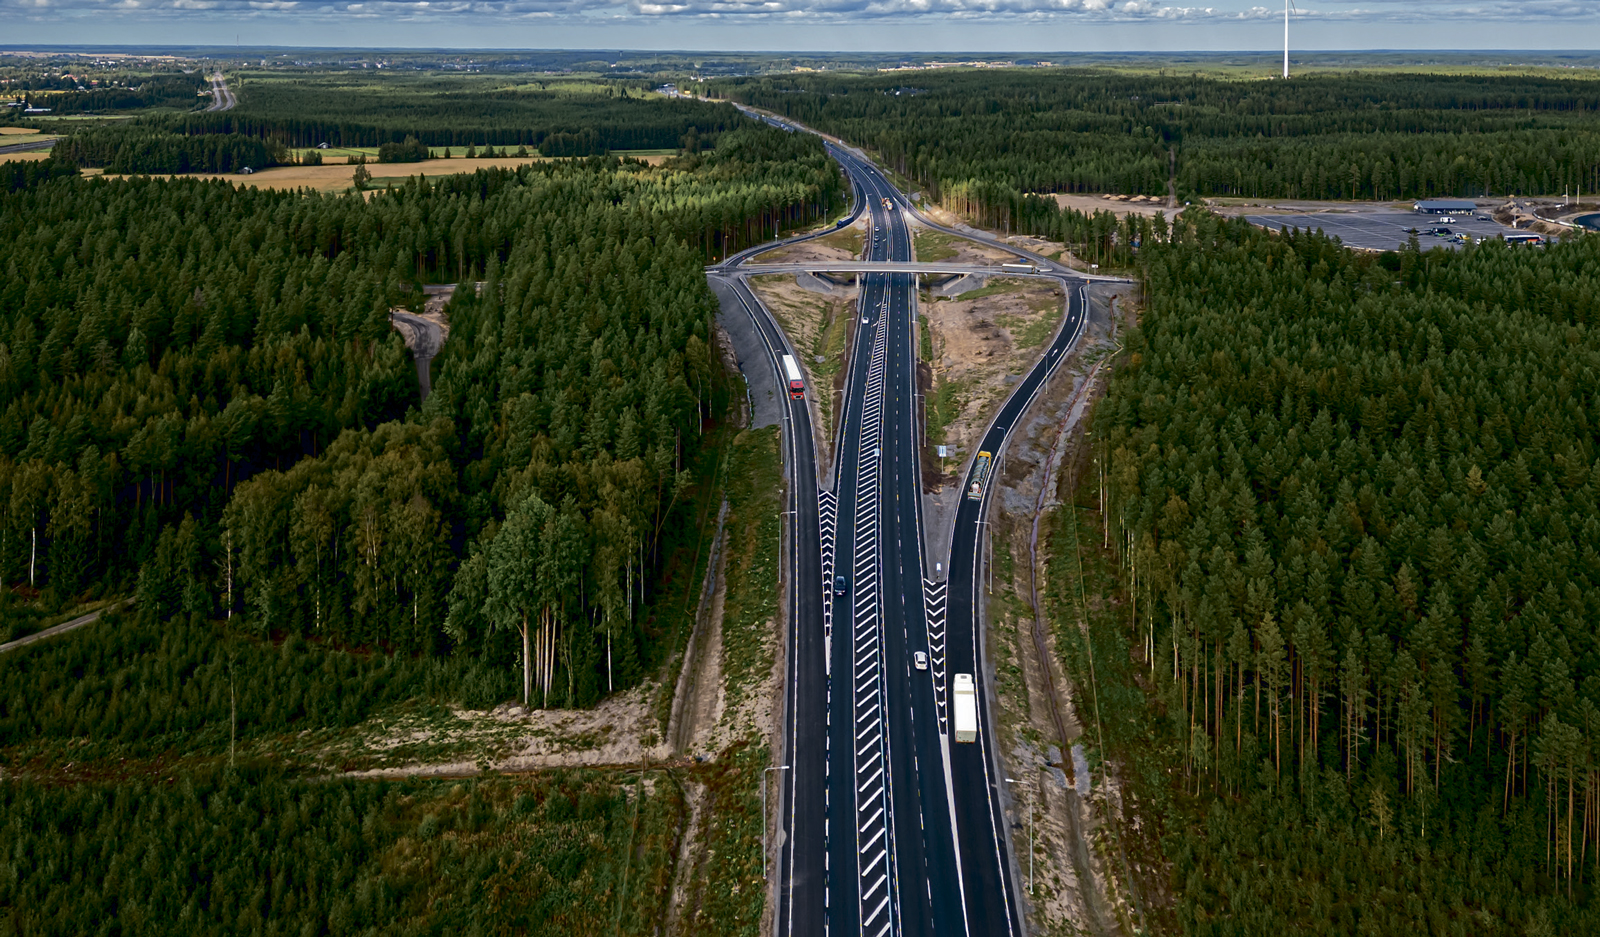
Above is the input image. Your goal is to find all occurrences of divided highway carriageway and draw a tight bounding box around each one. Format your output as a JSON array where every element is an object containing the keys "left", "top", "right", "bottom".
[{"left": 709, "top": 106, "right": 1119, "bottom": 937}]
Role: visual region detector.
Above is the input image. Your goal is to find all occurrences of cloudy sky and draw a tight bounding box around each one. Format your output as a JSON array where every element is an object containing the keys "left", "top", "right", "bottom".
[{"left": 4, "top": 0, "right": 1599, "bottom": 52}]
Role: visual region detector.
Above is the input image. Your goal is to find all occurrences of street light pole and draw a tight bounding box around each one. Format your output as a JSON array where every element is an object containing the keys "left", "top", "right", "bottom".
[
  {"left": 977, "top": 518, "right": 989, "bottom": 594},
  {"left": 762, "top": 765, "right": 791, "bottom": 882},
  {"left": 778, "top": 510, "right": 795, "bottom": 576},
  {"left": 1004, "top": 776, "right": 1032, "bottom": 894}
]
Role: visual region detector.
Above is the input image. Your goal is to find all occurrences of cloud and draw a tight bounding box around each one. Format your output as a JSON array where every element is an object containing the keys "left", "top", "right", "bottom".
[
  {"left": 618, "top": 0, "right": 1231, "bottom": 17},
  {"left": 0, "top": 0, "right": 1268, "bottom": 18},
  {"left": 2, "top": 0, "right": 1596, "bottom": 23},
  {"left": 1277, "top": 0, "right": 1598, "bottom": 19}
]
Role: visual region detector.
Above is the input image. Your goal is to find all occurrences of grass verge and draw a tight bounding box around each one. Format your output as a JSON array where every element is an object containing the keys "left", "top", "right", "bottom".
[
  {"left": 926, "top": 376, "right": 967, "bottom": 447},
  {"left": 953, "top": 277, "right": 1032, "bottom": 302},
  {"left": 717, "top": 426, "right": 781, "bottom": 720},
  {"left": 914, "top": 228, "right": 961, "bottom": 262}
]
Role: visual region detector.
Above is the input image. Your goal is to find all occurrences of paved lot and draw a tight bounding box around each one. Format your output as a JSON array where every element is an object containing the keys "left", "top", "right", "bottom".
[{"left": 1245, "top": 209, "right": 1529, "bottom": 251}]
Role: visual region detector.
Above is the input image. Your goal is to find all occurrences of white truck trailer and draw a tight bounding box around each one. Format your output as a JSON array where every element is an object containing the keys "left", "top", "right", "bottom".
[
  {"left": 953, "top": 673, "right": 978, "bottom": 743},
  {"left": 781, "top": 354, "right": 804, "bottom": 399}
]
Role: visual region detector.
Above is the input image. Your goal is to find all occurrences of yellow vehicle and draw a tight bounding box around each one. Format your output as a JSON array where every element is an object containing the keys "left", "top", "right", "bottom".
[{"left": 967, "top": 451, "right": 992, "bottom": 501}]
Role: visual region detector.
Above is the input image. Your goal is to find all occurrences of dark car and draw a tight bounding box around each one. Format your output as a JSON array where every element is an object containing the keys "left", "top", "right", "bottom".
[{"left": 834, "top": 574, "right": 848, "bottom": 596}]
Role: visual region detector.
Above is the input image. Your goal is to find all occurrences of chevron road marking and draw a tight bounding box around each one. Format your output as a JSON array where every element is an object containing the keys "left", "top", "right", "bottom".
[
  {"left": 851, "top": 300, "right": 896, "bottom": 937},
  {"left": 922, "top": 578, "right": 949, "bottom": 734}
]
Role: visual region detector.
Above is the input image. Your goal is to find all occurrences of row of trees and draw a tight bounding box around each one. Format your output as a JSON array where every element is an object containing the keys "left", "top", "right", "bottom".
[
  {"left": 1095, "top": 212, "right": 1600, "bottom": 929},
  {"left": 54, "top": 125, "right": 284, "bottom": 174},
  {"left": 375, "top": 135, "right": 430, "bottom": 163}
]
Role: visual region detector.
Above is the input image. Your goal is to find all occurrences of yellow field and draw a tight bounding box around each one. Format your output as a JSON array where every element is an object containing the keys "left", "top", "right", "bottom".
[
  {"left": 2, "top": 150, "right": 671, "bottom": 186},
  {"left": 97, "top": 154, "right": 665, "bottom": 193},
  {"left": 0, "top": 127, "right": 43, "bottom": 135}
]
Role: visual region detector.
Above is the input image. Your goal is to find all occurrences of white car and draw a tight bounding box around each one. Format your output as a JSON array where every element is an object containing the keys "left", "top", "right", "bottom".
[{"left": 913, "top": 651, "right": 928, "bottom": 671}]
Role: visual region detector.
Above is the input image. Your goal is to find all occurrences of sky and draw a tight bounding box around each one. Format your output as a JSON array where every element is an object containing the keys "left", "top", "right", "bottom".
[{"left": 4, "top": 0, "right": 1600, "bottom": 53}]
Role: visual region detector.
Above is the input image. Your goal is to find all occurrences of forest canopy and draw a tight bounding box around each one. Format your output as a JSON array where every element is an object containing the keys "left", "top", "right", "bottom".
[
  {"left": 177, "top": 72, "right": 744, "bottom": 151},
  {"left": 0, "top": 121, "right": 843, "bottom": 710},
  {"left": 1096, "top": 213, "right": 1600, "bottom": 932},
  {"left": 709, "top": 69, "right": 1600, "bottom": 221}
]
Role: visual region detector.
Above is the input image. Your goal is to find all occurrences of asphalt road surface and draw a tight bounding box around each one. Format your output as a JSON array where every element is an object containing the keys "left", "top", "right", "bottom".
[
  {"left": 0, "top": 137, "right": 56, "bottom": 157},
  {"left": 1246, "top": 209, "right": 1528, "bottom": 251},
  {"left": 0, "top": 599, "right": 133, "bottom": 655},
  {"left": 710, "top": 271, "right": 829, "bottom": 937},
  {"left": 388, "top": 311, "right": 443, "bottom": 400},
  {"left": 206, "top": 73, "right": 236, "bottom": 112},
  {"left": 721, "top": 108, "right": 1114, "bottom": 937}
]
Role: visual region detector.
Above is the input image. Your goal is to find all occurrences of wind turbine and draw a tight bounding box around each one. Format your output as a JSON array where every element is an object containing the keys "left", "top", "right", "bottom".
[{"left": 1283, "top": 0, "right": 1298, "bottom": 78}]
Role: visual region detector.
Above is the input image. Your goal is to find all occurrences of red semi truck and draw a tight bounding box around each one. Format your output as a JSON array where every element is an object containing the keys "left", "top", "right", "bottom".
[{"left": 782, "top": 354, "right": 804, "bottom": 399}]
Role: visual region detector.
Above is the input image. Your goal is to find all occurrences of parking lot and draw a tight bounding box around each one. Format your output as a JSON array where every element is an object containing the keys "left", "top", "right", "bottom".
[{"left": 1244, "top": 209, "right": 1531, "bottom": 251}]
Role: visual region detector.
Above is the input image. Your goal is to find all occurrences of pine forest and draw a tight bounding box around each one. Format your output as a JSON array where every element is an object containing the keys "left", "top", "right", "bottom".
[
  {"left": 711, "top": 69, "right": 1600, "bottom": 227},
  {"left": 0, "top": 79, "right": 840, "bottom": 930},
  {"left": 7, "top": 50, "right": 1600, "bottom": 935}
]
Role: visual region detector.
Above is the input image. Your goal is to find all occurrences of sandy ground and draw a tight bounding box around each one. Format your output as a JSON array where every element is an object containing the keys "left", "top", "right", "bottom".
[
  {"left": 753, "top": 218, "right": 865, "bottom": 264},
  {"left": 748, "top": 273, "right": 857, "bottom": 473},
  {"left": 1055, "top": 194, "right": 1177, "bottom": 220},
  {"left": 333, "top": 682, "right": 675, "bottom": 781},
  {"left": 917, "top": 203, "right": 974, "bottom": 229},
  {"left": 923, "top": 277, "right": 1066, "bottom": 479},
  {"left": 668, "top": 501, "right": 728, "bottom": 758}
]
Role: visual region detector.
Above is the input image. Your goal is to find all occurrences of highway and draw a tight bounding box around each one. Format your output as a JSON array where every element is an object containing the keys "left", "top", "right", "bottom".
[
  {"left": 709, "top": 271, "right": 830, "bottom": 937},
  {"left": 205, "top": 72, "right": 236, "bottom": 112},
  {"left": 0, "top": 137, "right": 57, "bottom": 157},
  {"left": 717, "top": 109, "right": 1110, "bottom": 937}
]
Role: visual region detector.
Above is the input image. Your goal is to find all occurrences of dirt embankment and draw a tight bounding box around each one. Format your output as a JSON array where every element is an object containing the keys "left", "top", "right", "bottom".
[
  {"left": 921, "top": 277, "right": 1065, "bottom": 484},
  {"left": 752, "top": 219, "right": 866, "bottom": 265},
  {"left": 748, "top": 273, "right": 857, "bottom": 474},
  {"left": 667, "top": 501, "right": 729, "bottom": 758},
  {"left": 983, "top": 282, "right": 1148, "bottom": 936}
]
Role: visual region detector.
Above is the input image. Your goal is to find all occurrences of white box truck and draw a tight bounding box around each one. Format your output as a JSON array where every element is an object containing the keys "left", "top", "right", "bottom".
[
  {"left": 953, "top": 673, "right": 977, "bottom": 743},
  {"left": 781, "top": 354, "right": 804, "bottom": 399}
]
